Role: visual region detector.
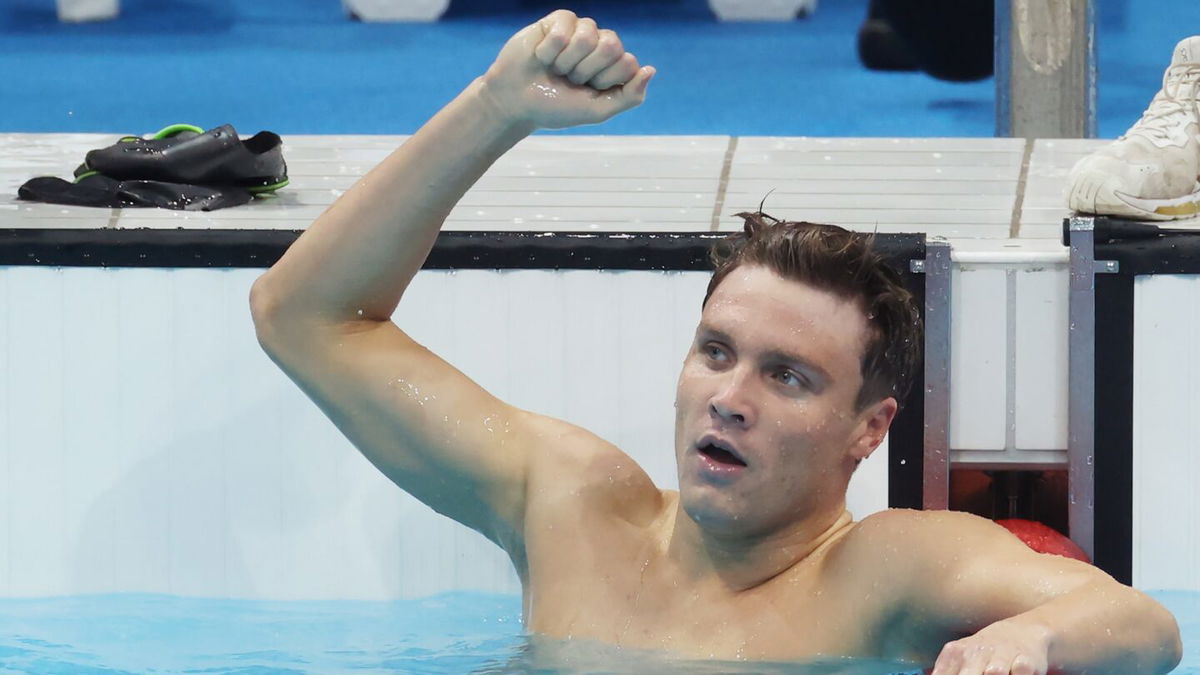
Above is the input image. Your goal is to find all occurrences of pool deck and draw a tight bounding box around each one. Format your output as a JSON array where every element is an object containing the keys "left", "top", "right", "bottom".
[{"left": 4, "top": 133, "right": 1179, "bottom": 247}]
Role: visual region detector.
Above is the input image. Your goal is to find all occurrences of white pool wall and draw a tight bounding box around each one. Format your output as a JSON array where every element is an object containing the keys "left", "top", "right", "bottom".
[
  {"left": 948, "top": 261, "right": 1070, "bottom": 460},
  {"left": 0, "top": 266, "right": 889, "bottom": 600},
  {"left": 1133, "top": 275, "right": 1200, "bottom": 591}
]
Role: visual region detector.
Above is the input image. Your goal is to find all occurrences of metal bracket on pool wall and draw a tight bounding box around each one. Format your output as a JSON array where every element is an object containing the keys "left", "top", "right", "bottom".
[
  {"left": 922, "top": 241, "right": 953, "bottom": 511},
  {"left": 1066, "top": 217, "right": 1097, "bottom": 562}
]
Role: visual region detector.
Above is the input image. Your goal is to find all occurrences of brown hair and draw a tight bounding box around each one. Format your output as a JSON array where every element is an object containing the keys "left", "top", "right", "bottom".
[{"left": 703, "top": 211, "right": 922, "bottom": 411}]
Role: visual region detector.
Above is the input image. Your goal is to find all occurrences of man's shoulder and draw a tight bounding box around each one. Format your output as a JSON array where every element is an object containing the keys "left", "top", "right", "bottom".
[
  {"left": 855, "top": 507, "right": 1000, "bottom": 536},
  {"left": 840, "top": 508, "right": 1008, "bottom": 567},
  {"left": 526, "top": 432, "right": 664, "bottom": 526}
]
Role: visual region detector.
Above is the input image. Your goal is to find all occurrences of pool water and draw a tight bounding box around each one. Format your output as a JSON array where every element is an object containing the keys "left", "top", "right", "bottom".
[{"left": 0, "top": 591, "right": 1195, "bottom": 674}]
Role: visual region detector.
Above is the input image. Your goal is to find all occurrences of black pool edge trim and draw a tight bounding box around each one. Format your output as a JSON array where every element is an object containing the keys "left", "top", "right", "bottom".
[
  {"left": 889, "top": 260, "right": 927, "bottom": 512},
  {"left": 0, "top": 228, "right": 927, "bottom": 271},
  {"left": 1093, "top": 272, "right": 1134, "bottom": 586}
]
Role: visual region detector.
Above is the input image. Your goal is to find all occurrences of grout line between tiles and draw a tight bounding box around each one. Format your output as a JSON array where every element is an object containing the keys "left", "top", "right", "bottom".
[
  {"left": 1009, "top": 138, "right": 1035, "bottom": 238},
  {"left": 710, "top": 137, "right": 738, "bottom": 232}
]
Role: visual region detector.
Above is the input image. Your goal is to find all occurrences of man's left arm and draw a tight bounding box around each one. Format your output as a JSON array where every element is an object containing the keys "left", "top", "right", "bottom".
[{"left": 904, "top": 511, "right": 1182, "bottom": 675}]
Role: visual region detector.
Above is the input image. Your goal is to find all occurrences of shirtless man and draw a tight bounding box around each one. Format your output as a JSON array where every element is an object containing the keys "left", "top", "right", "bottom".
[{"left": 249, "top": 11, "right": 1182, "bottom": 674}]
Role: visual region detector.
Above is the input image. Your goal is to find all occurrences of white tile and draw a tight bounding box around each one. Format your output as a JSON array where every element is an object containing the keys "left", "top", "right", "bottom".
[
  {"left": 221, "top": 271, "right": 289, "bottom": 599},
  {"left": 561, "top": 270, "right": 625, "bottom": 460},
  {"left": 729, "top": 164, "right": 1018, "bottom": 181},
  {"left": 722, "top": 192, "right": 1014, "bottom": 211},
  {"left": 111, "top": 270, "right": 174, "bottom": 593},
  {"left": 613, "top": 271, "right": 682, "bottom": 488},
  {"left": 1014, "top": 267, "right": 1069, "bottom": 449},
  {"left": 0, "top": 269, "right": 8, "bottom": 594},
  {"left": 727, "top": 179, "right": 1018, "bottom": 196},
  {"left": 458, "top": 190, "right": 716, "bottom": 208},
  {"left": 113, "top": 200, "right": 324, "bottom": 224},
  {"left": 61, "top": 270, "right": 123, "bottom": 594},
  {"left": 281, "top": 134, "right": 410, "bottom": 149},
  {"left": 445, "top": 270, "right": 513, "bottom": 397},
  {"left": 504, "top": 271, "right": 567, "bottom": 418},
  {"left": 165, "top": 270, "right": 231, "bottom": 595},
  {"left": 442, "top": 218, "right": 713, "bottom": 233},
  {"left": 344, "top": 475, "right": 407, "bottom": 599},
  {"left": 5, "top": 268, "right": 69, "bottom": 595},
  {"left": 281, "top": 148, "right": 395, "bottom": 164},
  {"left": 470, "top": 176, "right": 723, "bottom": 193},
  {"left": 516, "top": 135, "right": 727, "bottom": 151},
  {"left": 278, "top": 399, "right": 354, "bottom": 598},
  {"left": 0, "top": 203, "right": 114, "bottom": 229},
  {"left": 447, "top": 205, "right": 712, "bottom": 224},
  {"left": 484, "top": 159, "right": 723, "bottom": 179},
  {"left": 735, "top": 150, "right": 1021, "bottom": 168},
  {"left": 1016, "top": 223, "right": 1068, "bottom": 239},
  {"left": 734, "top": 137, "right": 1024, "bottom": 152},
  {"left": 949, "top": 266, "right": 1008, "bottom": 450},
  {"left": 1133, "top": 275, "right": 1200, "bottom": 590}
]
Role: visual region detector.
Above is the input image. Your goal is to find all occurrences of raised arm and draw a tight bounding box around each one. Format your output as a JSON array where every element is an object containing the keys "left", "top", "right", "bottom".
[{"left": 249, "top": 11, "right": 654, "bottom": 553}]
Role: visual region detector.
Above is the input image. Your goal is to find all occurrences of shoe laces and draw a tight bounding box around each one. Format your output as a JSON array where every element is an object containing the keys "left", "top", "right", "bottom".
[{"left": 1127, "top": 64, "right": 1200, "bottom": 143}]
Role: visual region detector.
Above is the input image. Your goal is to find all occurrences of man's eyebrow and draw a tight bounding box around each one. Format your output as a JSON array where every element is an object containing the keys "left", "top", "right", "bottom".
[{"left": 697, "top": 325, "right": 833, "bottom": 385}]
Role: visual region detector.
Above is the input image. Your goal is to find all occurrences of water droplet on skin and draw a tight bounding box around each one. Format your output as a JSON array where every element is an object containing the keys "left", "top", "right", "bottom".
[{"left": 532, "top": 83, "right": 559, "bottom": 99}]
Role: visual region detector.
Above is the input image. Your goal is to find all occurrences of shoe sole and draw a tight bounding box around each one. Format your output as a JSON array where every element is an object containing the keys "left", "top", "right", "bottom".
[{"left": 1068, "top": 173, "right": 1200, "bottom": 221}]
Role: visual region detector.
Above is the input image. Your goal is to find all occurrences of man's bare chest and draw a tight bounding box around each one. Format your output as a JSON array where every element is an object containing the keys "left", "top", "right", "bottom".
[{"left": 522, "top": 532, "right": 890, "bottom": 660}]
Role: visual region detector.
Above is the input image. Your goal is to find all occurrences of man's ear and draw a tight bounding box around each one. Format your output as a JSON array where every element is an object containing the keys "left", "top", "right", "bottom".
[{"left": 850, "top": 396, "right": 898, "bottom": 462}]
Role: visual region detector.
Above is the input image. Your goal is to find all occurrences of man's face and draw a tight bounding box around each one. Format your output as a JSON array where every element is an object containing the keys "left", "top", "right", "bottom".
[{"left": 674, "top": 264, "right": 892, "bottom": 538}]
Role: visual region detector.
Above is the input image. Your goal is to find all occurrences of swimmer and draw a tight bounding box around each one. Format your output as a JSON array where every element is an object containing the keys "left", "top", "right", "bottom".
[{"left": 250, "top": 11, "right": 1182, "bottom": 674}]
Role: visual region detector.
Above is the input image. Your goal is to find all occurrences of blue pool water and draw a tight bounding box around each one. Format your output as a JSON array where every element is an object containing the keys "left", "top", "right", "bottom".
[{"left": 0, "top": 590, "right": 1195, "bottom": 673}]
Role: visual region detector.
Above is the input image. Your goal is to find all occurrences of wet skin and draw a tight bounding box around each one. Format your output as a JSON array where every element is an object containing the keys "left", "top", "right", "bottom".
[
  {"left": 254, "top": 10, "right": 1183, "bottom": 669},
  {"left": 519, "top": 264, "right": 930, "bottom": 661}
]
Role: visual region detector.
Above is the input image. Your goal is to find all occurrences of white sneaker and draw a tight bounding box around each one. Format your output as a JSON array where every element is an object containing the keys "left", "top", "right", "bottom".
[{"left": 1067, "top": 36, "right": 1200, "bottom": 221}]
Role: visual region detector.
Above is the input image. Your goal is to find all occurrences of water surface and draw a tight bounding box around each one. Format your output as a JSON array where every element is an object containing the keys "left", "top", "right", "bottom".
[{"left": 0, "top": 590, "right": 1195, "bottom": 673}]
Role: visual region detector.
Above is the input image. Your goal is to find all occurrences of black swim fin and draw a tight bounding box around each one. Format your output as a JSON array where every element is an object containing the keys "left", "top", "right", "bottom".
[{"left": 19, "top": 174, "right": 254, "bottom": 211}]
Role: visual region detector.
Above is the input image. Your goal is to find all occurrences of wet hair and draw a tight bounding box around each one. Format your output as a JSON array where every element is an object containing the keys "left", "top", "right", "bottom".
[{"left": 702, "top": 211, "right": 923, "bottom": 411}]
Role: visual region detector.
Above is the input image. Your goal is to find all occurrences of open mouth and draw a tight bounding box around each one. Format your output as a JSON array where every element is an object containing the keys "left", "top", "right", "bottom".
[{"left": 698, "top": 441, "right": 747, "bottom": 467}]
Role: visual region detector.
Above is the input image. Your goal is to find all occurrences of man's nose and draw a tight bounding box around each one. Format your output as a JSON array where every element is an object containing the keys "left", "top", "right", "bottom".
[{"left": 709, "top": 369, "right": 755, "bottom": 426}]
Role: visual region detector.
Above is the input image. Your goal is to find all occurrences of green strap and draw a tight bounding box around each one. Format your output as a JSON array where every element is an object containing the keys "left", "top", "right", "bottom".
[{"left": 150, "top": 123, "right": 204, "bottom": 139}]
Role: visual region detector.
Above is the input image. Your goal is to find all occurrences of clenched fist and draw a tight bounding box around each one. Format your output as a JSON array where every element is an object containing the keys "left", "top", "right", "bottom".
[{"left": 479, "top": 9, "right": 655, "bottom": 130}]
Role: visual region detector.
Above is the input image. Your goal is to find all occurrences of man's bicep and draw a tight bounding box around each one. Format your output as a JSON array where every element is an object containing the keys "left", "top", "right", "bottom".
[
  {"left": 263, "top": 318, "right": 562, "bottom": 544},
  {"left": 916, "top": 513, "right": 1108, "bottom": 634}
]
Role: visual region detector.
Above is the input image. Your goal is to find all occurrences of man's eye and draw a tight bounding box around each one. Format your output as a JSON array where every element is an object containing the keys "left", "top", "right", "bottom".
[
  {"left": 704, "top": 344, "right": 726, "bottom": 360},
  {"left": 777, "top": 370, "right": 806, "bottom": 388}
]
